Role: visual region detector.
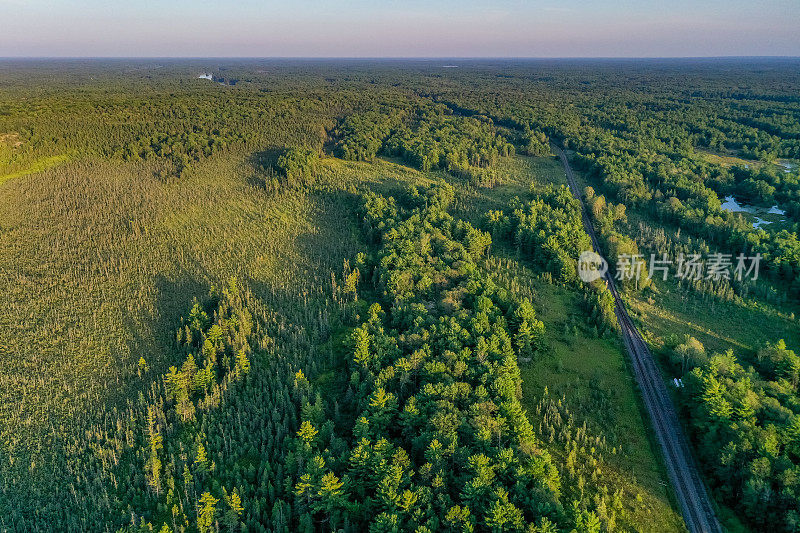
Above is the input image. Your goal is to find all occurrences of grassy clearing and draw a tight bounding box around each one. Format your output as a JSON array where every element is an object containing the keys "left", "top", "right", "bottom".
[
  {"left": 487, "top": 254, "right": 685, "bottom": 532},
  {"left": 694, "top": 148, "right": 761, "bottom": 168},
  {"left": 525, "top": 281, "right": 662, "bottom": 481},
  {"left": 450, "top": 153, "right": 567, "bottom": 224},
  {"left": 695, "top": 148, "right": 798, "bottom": 176},
  {"left": 0, "top": 154, "right": 70, "bottom": 186},
  {"left": 0, "top": 150, "right": 424, "bottom": 465},
  {"left": 626, "top": 277, "right": 800, "bottom": 357}
]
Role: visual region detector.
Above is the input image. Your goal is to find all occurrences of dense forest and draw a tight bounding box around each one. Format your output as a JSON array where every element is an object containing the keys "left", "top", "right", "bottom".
[{"left": 0, "top": 58, "right": 799, "bottom": 532}]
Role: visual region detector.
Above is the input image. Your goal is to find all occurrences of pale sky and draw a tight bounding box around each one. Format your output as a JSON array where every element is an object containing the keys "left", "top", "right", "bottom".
[{"left": 1, "top": 0, "right": 798, "bottom": 57}]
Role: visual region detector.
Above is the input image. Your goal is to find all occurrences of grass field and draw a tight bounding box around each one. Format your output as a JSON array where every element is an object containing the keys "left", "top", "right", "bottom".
[
  {"left": 0, "top": 132, "right": 70, "bottom": 186},
  {"left": 0, "top": 154, "right": 71, "bottom": 186},
  {"left": 483, "top": 253, "right": 685, "bottom": 532},
  {"left": 694, "top": 147, "right": 761, "bottom": 168},
  {"left": 695, "top": 147, "right": 798, "bottom": 181},
  {"left": 0, "top": 146, "right": 685, "bottom": 529},
  {"left": 450, "top": 151, "right": 567, "bottom": 224},
  {"left": 0, "top": 150, "right": 426, "bottom": 469},
  {"left": 626, "top": 277, "right": 800, "bottom": 357}
]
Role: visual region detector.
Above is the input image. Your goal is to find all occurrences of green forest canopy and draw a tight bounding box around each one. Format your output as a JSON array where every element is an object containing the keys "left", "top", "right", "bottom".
[{"left": 0, "top": 58, "right": 799, "bottom": 532}]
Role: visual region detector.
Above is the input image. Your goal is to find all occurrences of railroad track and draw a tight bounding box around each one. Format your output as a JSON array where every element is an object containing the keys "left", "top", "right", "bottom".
[{"left": 555, "top": 145, "right": 723, "bottom": 533}]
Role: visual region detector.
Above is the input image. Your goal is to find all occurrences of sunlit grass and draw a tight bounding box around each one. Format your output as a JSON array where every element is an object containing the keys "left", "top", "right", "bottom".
[
  {"left": 627, "top": 276, "right": 800, "bottom": 359},
  {"left": 694, "top": 147, "right": 760, "bottom": 168},
  {"left": 0, "top": 154, "right": 70, "bottom": 186},
  {"left": 0, "top": 151, "right": 400, "bottom": 469},
  {"left": 482, "top": 252, "right": 685, "bottom": 532},
  {"left": 450, "top": 153, "right": 566, "bottom": 224}
]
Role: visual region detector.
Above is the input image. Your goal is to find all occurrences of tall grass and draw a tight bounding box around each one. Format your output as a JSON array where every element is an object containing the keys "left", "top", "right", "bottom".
[{"left": 0, "top": 151, "right": 412, "bottom": 504}]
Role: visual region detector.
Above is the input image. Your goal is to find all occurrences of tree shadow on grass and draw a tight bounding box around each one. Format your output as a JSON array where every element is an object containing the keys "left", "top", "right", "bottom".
[
  {"left": 245, "top": 147, "right": 283, "bottom": 189},
  {"left": 245, "top": 187, "right": 364, "bottom": 323},
  {"left": 115, "top": 273, "right": 207, "bottom": 404}
]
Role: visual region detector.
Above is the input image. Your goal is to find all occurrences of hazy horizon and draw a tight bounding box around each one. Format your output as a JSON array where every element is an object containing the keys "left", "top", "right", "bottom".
[
  {"left": 2, "top": 56, "right": 800, "bottom": 60},
  {"left": 2, "top": 0, "right": 798, "bottom": 58}
]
